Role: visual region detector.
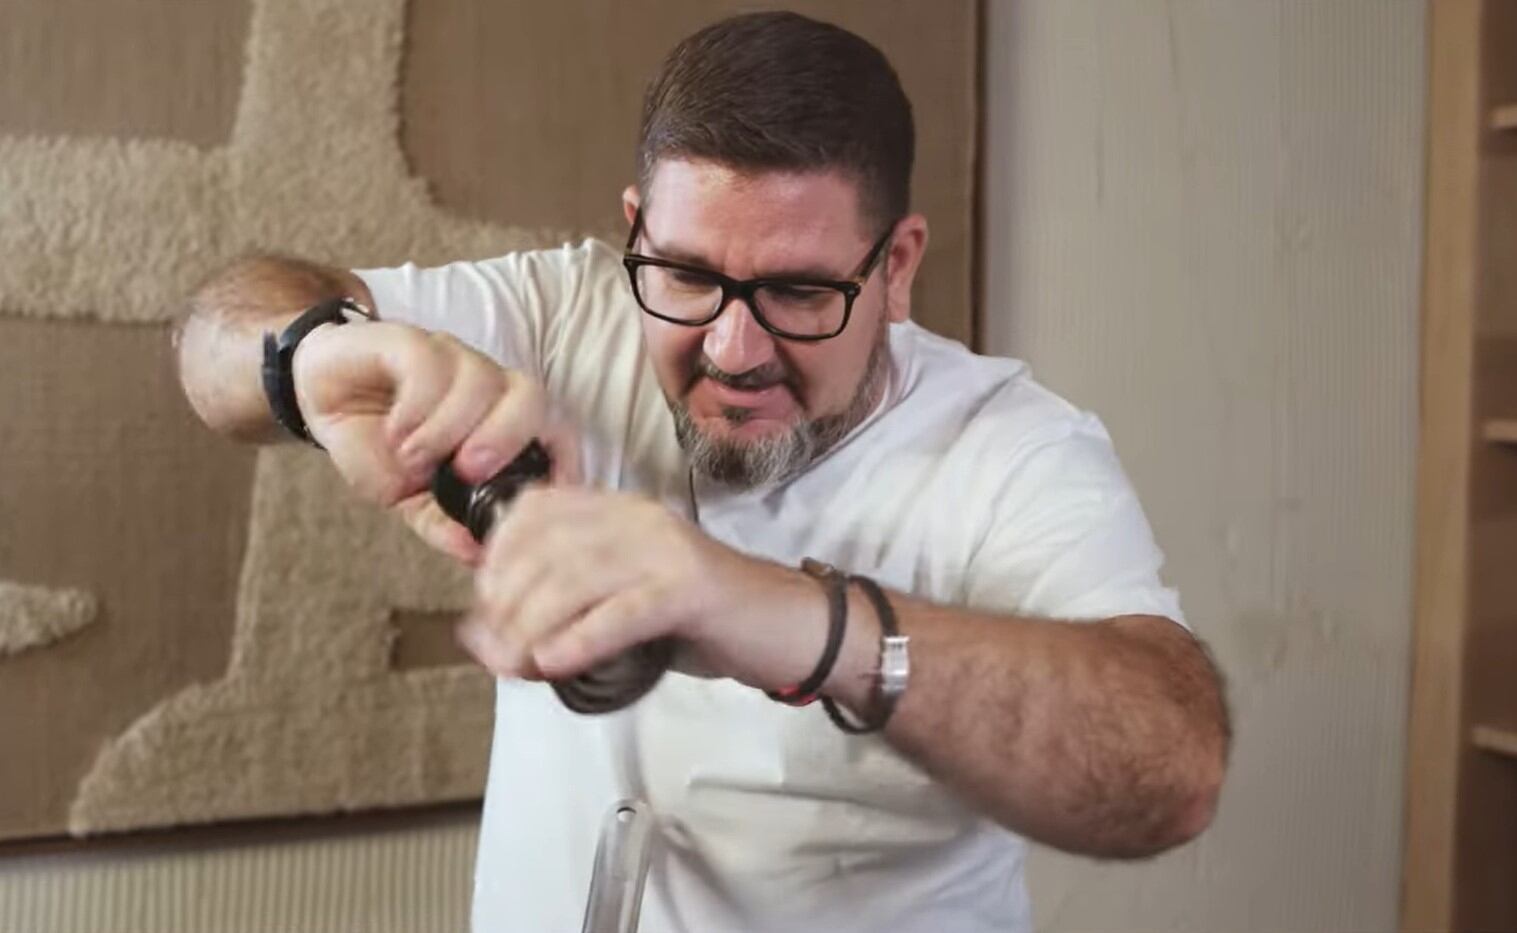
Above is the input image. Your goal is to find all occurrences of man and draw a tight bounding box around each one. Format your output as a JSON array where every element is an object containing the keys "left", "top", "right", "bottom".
[{"left": 176, "top": 11, "right": 1227, "bottom": 932}]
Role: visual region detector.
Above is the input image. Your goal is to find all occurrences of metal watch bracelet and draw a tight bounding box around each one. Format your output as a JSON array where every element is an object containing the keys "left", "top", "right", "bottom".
[{"left": 822, "top": 574, "right": 908, "bottom": 734}]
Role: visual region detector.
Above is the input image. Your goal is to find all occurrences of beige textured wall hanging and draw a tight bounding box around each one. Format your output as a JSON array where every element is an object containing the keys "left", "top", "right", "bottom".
[
  {"left": 0, "top": 0, "right": 567, "bottom": 325},
  {"left": 69, "top": 450, "right": 491, "bottom": 833},
  {"left": 0, "top": 0, "right": 561, "bottom": 840},
  {"left": 0, "top": 582, "right": 97, "bottom": 658},
  {"left": 0, "top": 0, "right": 977, "bottom": 841}
]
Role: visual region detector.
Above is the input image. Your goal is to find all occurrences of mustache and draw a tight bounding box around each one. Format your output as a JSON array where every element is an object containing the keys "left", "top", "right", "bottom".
[{"left": 694, "top": 356, "right": 795, "bottom": 393}]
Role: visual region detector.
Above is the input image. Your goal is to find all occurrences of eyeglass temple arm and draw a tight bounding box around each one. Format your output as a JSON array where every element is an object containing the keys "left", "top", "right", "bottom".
[
  {"left": 625, "top": 208, "right": 644, "bottom": 251},
  {"left": 853, "top": 221, "right": 897, "bottom": 283}
]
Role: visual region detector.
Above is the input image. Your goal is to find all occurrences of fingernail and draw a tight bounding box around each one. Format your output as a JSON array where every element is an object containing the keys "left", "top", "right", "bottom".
[
  {"left": 465, "top": 447, "right": 499, "bottom": 475},
  {"left": 457, "top": 620, "right": 517, "bottom": 677}
]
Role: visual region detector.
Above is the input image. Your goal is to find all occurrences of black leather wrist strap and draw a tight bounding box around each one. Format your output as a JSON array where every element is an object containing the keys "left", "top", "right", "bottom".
[
  {"left": 767, "top": 559, "right": 848, "bottom": 707},
  {"left": 261, "top": 297, "right": 372, "bottom": 447},
  {"left": 823, "top": 574, "right": 903, "bottom": 735}
]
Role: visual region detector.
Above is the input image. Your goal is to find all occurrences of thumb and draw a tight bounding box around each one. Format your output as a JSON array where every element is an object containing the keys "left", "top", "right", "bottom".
[{"left": 393, "top": 491, "right": 484, "bottom": 565}]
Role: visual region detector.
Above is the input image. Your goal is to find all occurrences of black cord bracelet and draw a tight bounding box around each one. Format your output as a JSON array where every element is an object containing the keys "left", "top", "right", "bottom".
[
  {"left": 822, "top": 574, "right": 902, "bottom": 735},
  {"left": 767, "top": 559, "right": 848, "bottom": 706}
]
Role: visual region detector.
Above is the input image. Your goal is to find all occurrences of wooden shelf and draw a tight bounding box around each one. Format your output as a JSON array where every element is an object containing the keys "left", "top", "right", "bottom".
[
  {"left": 1405, "top": 6, "right": 1517, "bottom": 930},
  {"left": 1472, "top": 725, "right": 1517, "bottom": 759},
  {"left": 1484, "top": 418, "right": 1517, "bottom": 444}
]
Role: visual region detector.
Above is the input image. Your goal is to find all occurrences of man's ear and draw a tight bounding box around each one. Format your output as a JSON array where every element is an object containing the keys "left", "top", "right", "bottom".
[
  {"left": 622, "top": 185, "right": 641, "bottom": 228},
  {"left": 884, "top": 214, "right": 929, "bottom": 324}
]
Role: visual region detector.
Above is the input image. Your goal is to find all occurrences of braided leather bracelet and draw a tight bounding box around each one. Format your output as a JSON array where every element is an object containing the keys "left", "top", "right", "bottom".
[{"left": 767, "top": 559, "right": 848, "bottom": 706}]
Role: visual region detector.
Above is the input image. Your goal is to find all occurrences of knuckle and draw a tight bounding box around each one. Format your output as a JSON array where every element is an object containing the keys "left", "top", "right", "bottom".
[
  {"left": 474, "top": 567, "right": 509, "bottom": 608},
  {"left": 560, "top": 626, "right": 593, "bottom": 661},
  {"left": 614, "top": 589, "right": 651, "bottom": 630},
  {"left": 393, "top": 325, "right": 435, "bottom": 367},
  {"left": 415, "top": 507, "right": 451, "bottom": 542},
  {"left": 464, "top": 626, "right": 514, "bottom": 673},
  {"left": 370, "top": 470, "right": 411, "bottom": 508},
  {"left": 399, "top": 424, "right": 438, "bottom": 455},
  {"left": 513, "top": 485, "right": 554, "bottom": 518},
  {"left": 482, "top": 519, "right": 519, "bottom": 565},
  {"left": 514, "top": 592, "right": 560, "bottom": 641},
  {"left": 413, "top": 333, "right": 457, "bottom": 381},
  {"left": 392, "top": 494, "right": 427, "bottom": 523},
  {"left": 427, "top": 329, "right": 465, "bottom": 355},
  {"left": 453, "top": 348, "right": 494, "bottom": 387},
  {"left": 632, "top": 584, "right": 667, "bottom": 625},
  {"left": 505, "top": 370, "right": 546, "bottom": 410},
  {"left": 466, "top": 370, "right": 510, "bottom": 421}
]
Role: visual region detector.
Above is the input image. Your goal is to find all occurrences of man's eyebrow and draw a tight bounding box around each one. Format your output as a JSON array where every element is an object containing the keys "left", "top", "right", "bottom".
[{"left": 642, "top": 236, "right": 849, "bottom": 282}]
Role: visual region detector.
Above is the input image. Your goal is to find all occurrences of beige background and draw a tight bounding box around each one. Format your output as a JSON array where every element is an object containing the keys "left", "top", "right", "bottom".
[
  {"left": 0, "top": 0, "right": 977, "bottom": 841},
  {"left": 0, "top": 0, "right": 976, "bottom": 929},
  {"left": 983, "top": 1, "right": 1424, "bottom": 931},
  {"left": 0, "top": 0, "right": 1431, "bottom": 930}
]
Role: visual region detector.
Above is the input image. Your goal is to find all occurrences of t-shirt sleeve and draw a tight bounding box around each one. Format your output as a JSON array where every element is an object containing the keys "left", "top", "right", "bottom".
[
  {"left": 964, "top": 416, "right": 1186, "bottom": 627},
  {"left": 352, "top": 241, "right": 599, "bottom": 378}
]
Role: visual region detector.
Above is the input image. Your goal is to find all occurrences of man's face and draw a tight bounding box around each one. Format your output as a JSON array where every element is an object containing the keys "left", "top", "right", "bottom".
[{"left": 625, "top": 158, "right": 924, "bottom": 488}]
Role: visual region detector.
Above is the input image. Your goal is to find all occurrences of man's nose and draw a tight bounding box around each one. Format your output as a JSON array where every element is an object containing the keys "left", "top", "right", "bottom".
[{"left": 702, "top": 294, "right": 778, "bottom": 375}]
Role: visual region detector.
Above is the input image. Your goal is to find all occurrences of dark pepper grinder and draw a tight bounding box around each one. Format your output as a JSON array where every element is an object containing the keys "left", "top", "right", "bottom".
[{"left": 432, "top": 441, "right": 673, "bottom": 714}]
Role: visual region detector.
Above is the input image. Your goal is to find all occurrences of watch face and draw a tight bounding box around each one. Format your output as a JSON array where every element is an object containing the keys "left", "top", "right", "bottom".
[{"left": 880, "top": 635, "right": 910, "bottom": 696}]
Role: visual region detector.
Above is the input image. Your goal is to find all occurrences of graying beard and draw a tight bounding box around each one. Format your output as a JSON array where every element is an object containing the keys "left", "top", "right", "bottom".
[{"left": 671, "top": 325, "right": 890, "bottom": 489}]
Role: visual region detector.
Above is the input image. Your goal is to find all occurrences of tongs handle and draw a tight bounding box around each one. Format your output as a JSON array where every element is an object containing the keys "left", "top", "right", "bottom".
[{"left": 581, "top": 799, "right": 655, "bottom": 933}]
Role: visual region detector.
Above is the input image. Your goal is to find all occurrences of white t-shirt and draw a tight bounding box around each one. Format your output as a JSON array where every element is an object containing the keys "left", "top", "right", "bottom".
[{"left": 357, "top": 240, "right": 1183, "bottom": 933}]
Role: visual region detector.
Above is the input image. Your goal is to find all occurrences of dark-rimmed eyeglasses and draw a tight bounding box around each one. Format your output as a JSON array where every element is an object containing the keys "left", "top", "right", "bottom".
[{"left": 621, "top": 209, "right": 894, "bottom": 342}]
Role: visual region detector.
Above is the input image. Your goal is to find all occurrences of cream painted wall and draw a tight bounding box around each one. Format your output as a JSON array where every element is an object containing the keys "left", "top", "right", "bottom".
[{"left": 982, "top": 1, "right": 1425, "bottom": 930}]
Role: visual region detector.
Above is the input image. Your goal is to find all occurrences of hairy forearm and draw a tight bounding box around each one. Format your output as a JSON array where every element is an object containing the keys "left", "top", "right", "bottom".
[
  {"left": 173, "top": 255, "right": 372, "bottom": 441},
  {"left": 826, "top": 593, "right": 1228, "bottom": 858}
]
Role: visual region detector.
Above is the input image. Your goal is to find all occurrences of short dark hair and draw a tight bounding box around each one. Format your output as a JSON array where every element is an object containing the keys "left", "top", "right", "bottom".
[{"left": 636, "top": 11, "right": 914, "bottom": 233}]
